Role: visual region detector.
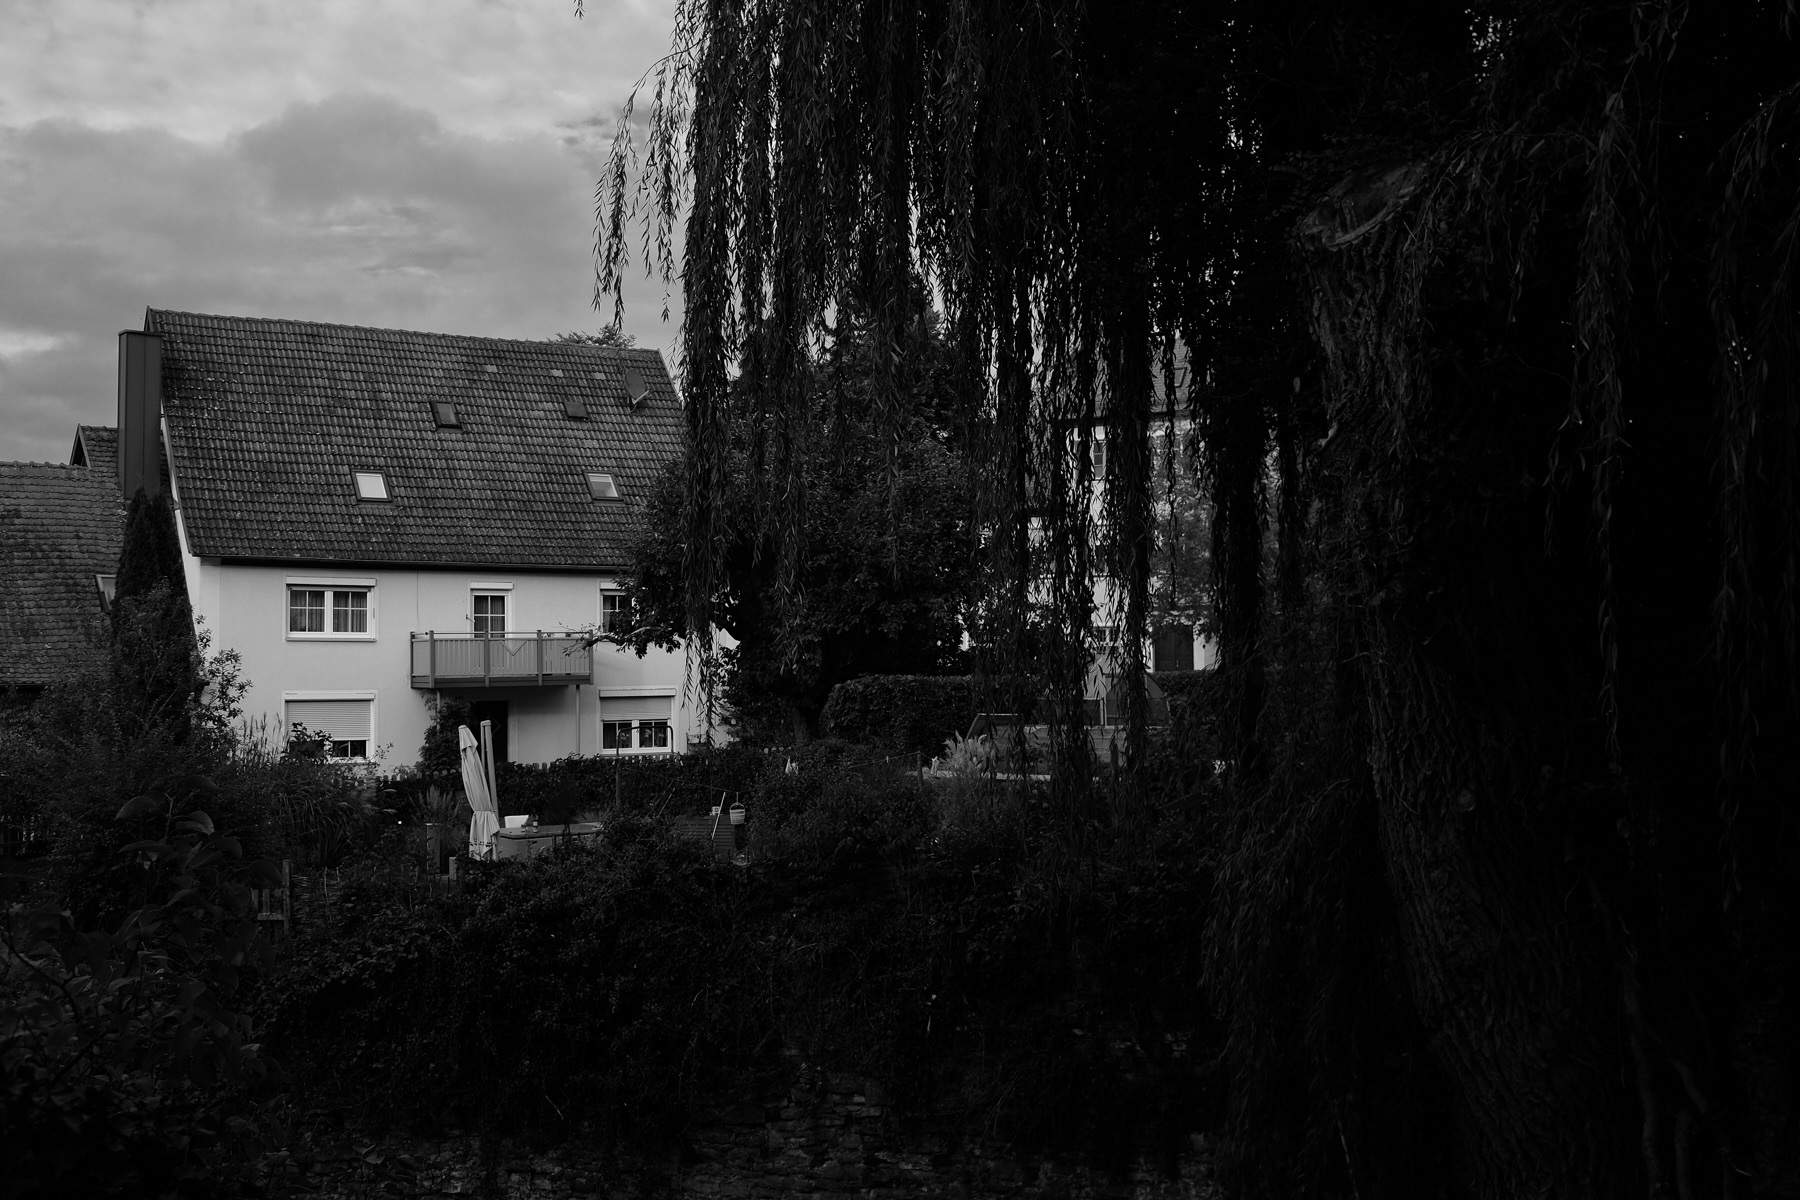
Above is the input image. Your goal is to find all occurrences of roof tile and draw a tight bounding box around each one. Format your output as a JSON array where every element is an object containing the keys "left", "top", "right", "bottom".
[
  {"left": 147, "top": 310, "right": 683, "bottom": 569},
  {"left": 0, "top": 463, "right": 123, "bottom": 687}
]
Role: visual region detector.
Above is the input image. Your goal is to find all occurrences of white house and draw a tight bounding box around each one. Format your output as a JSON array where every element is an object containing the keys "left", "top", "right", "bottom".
[
  {"left": 1071, "top": 351, "right": 1217, "bottom": 677},
  {"left": 114, "top": 309, "right": 705, "bottom": 767}
]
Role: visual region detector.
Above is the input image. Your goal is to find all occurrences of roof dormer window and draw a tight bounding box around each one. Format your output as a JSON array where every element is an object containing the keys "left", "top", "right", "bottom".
[
  {"left": 431, "top": 402, "right": 459, "bottom": 428},
  {"left": 586, "top": 472, "right": 620, "bottom": 500},
  {"left": 354, "top": 471, "right": 391, "bottom": 502}
]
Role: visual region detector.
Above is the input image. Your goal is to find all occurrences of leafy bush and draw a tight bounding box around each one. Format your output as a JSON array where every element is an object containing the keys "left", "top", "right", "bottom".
[
  {"left": 492, "top": 744, "right": 772, "bottom": 822},
  {"left": 746, "top": 743, "right": 935, "bottom": 870},
  {"left": 1148, "top": 669, "right": 1220, "bottom": 720},
  {"left": 259, "top": 746, "right": 1220, "bottom": 1165},
  {"left": 819, "top": 674, "right": 986, "bottom": 754},
  {"left": 8, "top": 622, "right": 275, "bottom": 928},
  {"left": 222, "top": 717, "right": 387, "bottom": 870},
  {"left": 0, "top": 793, "right": 284, "bottom": 1198},
  {"left": 415, "top": 694, "right": 474, "bottom": 786},
  {"left": 259, "top": 824, "right": 763, "bottom": 1147}
]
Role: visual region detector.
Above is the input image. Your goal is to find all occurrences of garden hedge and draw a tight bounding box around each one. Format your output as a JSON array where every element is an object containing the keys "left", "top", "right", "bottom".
[{"left": 818, "top": 675, "right": 987, "bottom": 755}]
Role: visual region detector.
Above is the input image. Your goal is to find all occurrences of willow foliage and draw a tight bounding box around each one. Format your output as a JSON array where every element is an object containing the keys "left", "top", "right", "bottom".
[
  {"left": 591, "top": 0, "right": 1800, "bottom": 1195},
  {"left": 591, "top": 0, "right": 1238, "bottom": 812}
]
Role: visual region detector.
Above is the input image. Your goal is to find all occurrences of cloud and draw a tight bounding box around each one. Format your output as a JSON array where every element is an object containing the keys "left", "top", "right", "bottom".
[
  {"left": 0, "top": 0, "right": 679, "bottom": 144},
  {"left": 0, "top": 92, "right": 683, "bottom": 463}
]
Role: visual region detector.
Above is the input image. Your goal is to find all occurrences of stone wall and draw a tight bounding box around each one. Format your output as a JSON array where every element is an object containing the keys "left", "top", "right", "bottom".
[{"left": 287, "top": 1050, "right": 1221, "bottom": 1199}]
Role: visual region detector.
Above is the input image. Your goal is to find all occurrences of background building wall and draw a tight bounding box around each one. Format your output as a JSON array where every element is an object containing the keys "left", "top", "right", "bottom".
[{"left": 172, "top": 533, "right": 697, "bottom": 767}]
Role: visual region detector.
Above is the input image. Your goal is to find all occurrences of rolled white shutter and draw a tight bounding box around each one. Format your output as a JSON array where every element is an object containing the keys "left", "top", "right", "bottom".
[
  {"left": 288, "top": 699, "right": 372, "bottom": 741},
  {"left": 599, "top": 695, "right": 672, "bottom": 722}
]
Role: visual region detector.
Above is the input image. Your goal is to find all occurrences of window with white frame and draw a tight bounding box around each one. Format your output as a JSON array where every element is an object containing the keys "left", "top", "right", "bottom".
[
  {"left": 599, "top": 695, "right": 673, "bottom": 752},
  {"left": 288, "top": 584, "right": 373, "bottom": 637},
  {"left": 286, "top": 696, "right": 373, "bottom": 760},
  {"left": 472, "top": 591, "right": 508, "bottom": 637},
  {"left": 600, "top": 590, "right": 634, "bottom": 635},
  {"left": 353, "top": 470, "right": 391, "bottom": 501}
]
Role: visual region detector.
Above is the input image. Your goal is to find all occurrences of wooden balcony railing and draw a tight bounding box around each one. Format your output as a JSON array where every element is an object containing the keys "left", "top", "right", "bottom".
[{"left": 410, "top": 631, "right": 593, "bottom": 688}]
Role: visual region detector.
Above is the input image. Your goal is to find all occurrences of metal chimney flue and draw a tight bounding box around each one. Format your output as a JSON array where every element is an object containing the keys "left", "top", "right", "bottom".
[{"left": 117, "top": 330, "right": 164, "bottom": 499}]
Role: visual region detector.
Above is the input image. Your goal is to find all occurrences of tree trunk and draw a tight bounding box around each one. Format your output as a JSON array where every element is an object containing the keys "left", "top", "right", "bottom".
[
  {"left": 1364, "top": 623, "right": 1635, "bottom": 1196},
  {"left": 788, "top": 702, "right": 813, "bottom": 746}
]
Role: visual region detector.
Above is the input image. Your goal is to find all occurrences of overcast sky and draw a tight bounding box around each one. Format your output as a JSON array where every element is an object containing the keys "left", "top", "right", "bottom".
[{"left": 0, "top": 0, "right": 682, "bottom": 464}]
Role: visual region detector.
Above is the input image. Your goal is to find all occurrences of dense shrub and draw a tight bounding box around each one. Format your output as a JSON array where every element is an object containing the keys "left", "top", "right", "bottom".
[
  {"left": 415, "top": 694, "right": 474, "bottom": 786},
  {"left": 257, "top": 822, "right": 763, "bottom": 1147},
  {"left": 1148, "top": 668, "right": 1219, "bottom": 713},
  {"left": 259, "top": 745, "right": 1221, "bottom": 1164},
  {"left": 819, "top": 674, "right": 987, "bottom": 754},
  {"left": 0, "top": 794, "right": 284, "bottom": 1198},
  {"left": 5, "top": 623, "right": 276, "bottom": 928},
  {"left": 745, "top": 740, "right": 935, "bottom": 868},
  {"left": 492, "top": 744, "right": 772, "bottom": 822}
]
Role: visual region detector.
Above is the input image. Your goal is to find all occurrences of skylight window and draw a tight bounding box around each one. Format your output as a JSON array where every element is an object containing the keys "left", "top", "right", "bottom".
[
  {"left": 431, "top": 402, "right": 459, "bottom": 428},
  {"left": 565, "top": 396, "right": 588, "bottom": 420},
  {"left": 586, "top": 472, "right": 620, "bottom": 500},
  {"left": 354, "top": 471, "right": 391, "bottom": 501}
]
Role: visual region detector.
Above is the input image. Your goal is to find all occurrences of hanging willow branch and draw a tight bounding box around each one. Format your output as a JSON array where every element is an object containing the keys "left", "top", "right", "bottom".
[{"left": 593, "top": 0, "right": 1239, "bottom": 804}]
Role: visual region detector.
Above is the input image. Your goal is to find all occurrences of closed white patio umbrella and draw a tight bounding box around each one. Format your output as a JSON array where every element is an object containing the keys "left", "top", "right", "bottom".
[{"left": 461, "top": 725, "right": 499, "bottom": 858}]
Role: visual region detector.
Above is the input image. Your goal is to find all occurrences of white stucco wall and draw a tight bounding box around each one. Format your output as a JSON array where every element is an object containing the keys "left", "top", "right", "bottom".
[{"left": 170, "top": 523, "right": 702, "bottom": 767}]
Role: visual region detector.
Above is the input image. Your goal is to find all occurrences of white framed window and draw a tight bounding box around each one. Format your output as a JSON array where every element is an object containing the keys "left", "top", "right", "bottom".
[
  {"left": 600, "top": 590, "right": 634, "bottom": 635},
  {"left": 586, "top": 472, "right": 621, "bottom": 500},
  {"left": 286, "top": 578, "right": 376, "bottom": 640},
  {"left": 472, "top": 590, "right": 508, "bottom": 637},
  {"left": 354, "top": 470, "right": 391, "bottom": 501},
  {"left": 599, "top": 695, "right": 674, "bottom": 753},
  {"left": 95, "top": 574, "right": 116, "bottom": 614},
  {"left": 285, "top": 693, "right": 375, "bottom": 761}
]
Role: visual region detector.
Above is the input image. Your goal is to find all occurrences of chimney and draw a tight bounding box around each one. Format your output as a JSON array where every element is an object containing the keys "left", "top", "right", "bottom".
[{"left": 117, "top": 330, "right": 163, "bottom": 499}]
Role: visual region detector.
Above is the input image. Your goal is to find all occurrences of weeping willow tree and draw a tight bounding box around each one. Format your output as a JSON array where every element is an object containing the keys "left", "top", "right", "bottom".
[{"left": 589, "top": 0, "right": 1800, "bottom": 1194}]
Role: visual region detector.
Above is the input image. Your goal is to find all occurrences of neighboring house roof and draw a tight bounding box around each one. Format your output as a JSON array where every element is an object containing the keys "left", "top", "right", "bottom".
[
  {"left": 71, "top": 425, "right": 119, "bottom": 481},
  {"left": 0, "top": 462, "right": 123, "bottom": 688},
  {"left": 74, "top": 422, "right": 171, "bottom": 497},
  {"left": 146, "top": 309, "right": 683, "bottom": 570}
]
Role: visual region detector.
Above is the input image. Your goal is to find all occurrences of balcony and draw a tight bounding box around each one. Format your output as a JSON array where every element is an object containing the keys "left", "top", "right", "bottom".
[{"left": 410, "top": 632, "right": 592, "bottom": 689}]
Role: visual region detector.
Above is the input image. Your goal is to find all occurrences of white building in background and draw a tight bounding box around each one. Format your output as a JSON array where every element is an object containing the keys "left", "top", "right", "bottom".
[
  {"left": 1076, "top": 364, "right": 1217, "bottom": 677},
  {"left": 113, "top": 308, "right": 706, "bottom": 767}
]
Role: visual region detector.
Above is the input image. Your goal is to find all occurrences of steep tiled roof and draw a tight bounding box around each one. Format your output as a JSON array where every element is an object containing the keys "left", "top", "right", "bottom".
[
  {"left": 146, "top": 310, "right": 684, "bottom": 569},
  {"left": 71, "top": 425, "right": 119, "bottom": 481},
  {"left": 0, "top": 463, "right": 123, "bottom": 688}
]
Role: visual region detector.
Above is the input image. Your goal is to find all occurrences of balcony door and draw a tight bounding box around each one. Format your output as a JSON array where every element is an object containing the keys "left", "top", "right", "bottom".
[{"left": 470, "top": 699, "right": 509, "bottom": 765}]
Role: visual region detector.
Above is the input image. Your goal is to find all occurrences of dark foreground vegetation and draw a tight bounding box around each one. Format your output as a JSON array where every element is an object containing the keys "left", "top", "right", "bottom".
[
  {"left": 591, "top": 1, "right": 1800, "bottom": 1196},
  {"left": 263, "top": 737, "right": 1219, "bottom": 1161},
  {"left": 10, "top": 2, "right": 1800, "bottom": 1197},
  {"left": 0, "top": 489, "right": 1225, "bottom": 1196},
  {"left": 2, "top": 644, "right": 1225, "bottom": 1197}
]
